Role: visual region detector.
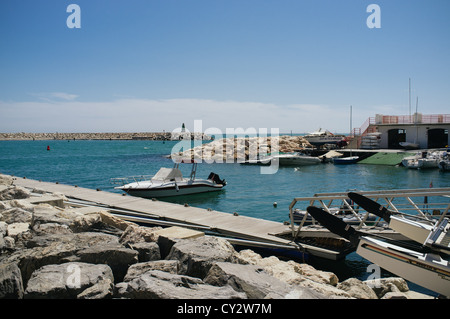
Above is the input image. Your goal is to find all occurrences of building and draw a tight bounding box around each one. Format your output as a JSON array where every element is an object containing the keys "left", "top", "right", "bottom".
[{"left": 353, "top": 113, "right": 450, "bottom": 149}]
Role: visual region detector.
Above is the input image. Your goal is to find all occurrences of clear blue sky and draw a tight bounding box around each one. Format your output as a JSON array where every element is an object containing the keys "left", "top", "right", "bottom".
[{"left": 1, "top": 0, "right": 449, "bottom": 133}]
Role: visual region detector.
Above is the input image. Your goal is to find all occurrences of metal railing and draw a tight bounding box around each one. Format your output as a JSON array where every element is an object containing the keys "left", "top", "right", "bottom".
[
  {"left": 110, "top": 175, "right": 153, "bottom": 186},
  {"left": 289, "top": 187, "right": 450, "bottom": 240}
]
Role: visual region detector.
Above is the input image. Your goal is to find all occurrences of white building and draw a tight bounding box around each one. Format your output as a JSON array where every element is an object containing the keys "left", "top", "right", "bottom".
[{"left": 354, "top": 113, "right": 450, "bottom": 149}]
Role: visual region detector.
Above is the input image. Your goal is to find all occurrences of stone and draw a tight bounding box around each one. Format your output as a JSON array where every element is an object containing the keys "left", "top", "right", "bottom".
[
  {"left": 166, "top": 236, "right": 238, "bottom": 279},
  {"left": 0, "top": 186, "right": 30, "bottom": 201},
  {"left": 75, "top": 244, "right": 138, "bottom": 282},
  {"left": 124, "top": 260, "right": 180, "bottom": 281},
  {"left": 77, "top": 278, "right": 114, "bottom": 299},
  {"left": 116, "top": 270, "right": 247, "bottom": 299},
  {"left": 0, "top": 262, "right": 24, "bottom": 299},
  {"left": 0, "top": 208, "right": 33, "bottom": 224},
  {"left": 24, "top": 262, "right": 114, "bottom": 299},
  {"left": 337, "top": 278, "right": 378, "bottom": 299},
  {"left": 119, "top": 225, "right": 162, "bottom": 246},
  {"left": 7, "top": 223, "right": 30, "bottom": 239},
  {"left": 364, "top": 277, "right": 409, "bottom": 298},
  {"left": 156, "top": 226, "right": 204, "bottom": 259},
  {"left": 130, "top": 241, "right": 161, "bottom": 262},
  {"left": 204, "top": 262, "right": 325, "bottom": 299}
]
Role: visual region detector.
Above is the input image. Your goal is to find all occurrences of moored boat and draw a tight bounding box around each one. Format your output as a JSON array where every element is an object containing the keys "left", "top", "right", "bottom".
[
  {"left": 332, "top": 156, "right": 359, "bottom": 165},
  {"left": 306, "top": 205, "right": 450, "bottom": 297},
  {"left": 303, "top": 129, "right": 345, "bottom": 146},
  {"left": 111, "top": 162, "right": 226, "bottom": 198},
  {"left": 272, "top": 152, "right": 321, "bottom": 166},
  {"left": 357, "top": 236, "right": 450, "bottom": 297}
]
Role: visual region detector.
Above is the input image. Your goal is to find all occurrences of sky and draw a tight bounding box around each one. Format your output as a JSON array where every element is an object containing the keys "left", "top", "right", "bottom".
[{"left": 1, "top": 0, "right": 449, "bottom": 134}]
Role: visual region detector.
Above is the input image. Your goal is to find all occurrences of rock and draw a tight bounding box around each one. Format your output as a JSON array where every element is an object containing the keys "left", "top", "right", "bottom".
[
  {"left": 74, "top": 244, "right": 138, "bottom": 282},
  {"left": 337, "top": 278, "right": 378, "bottom": 299},
  {"left": 129, "top": 241, "right": 161, "bottom": 262},
  {"left": 0, "top": 186, "right": 30, "bottom": 201},
  {"left": 204, "top": 262, "right": 290, "bottom": 298},
  {"left": 166, "top": 236, "right": 238, "bottom": 279},
  {"left": 156, "top": 226, "right": 204, "bottom": 259},
  {"left": 124, "top": 260, "right": 180, "bottom": 281},
  {"left": 31, "top": 204, "right": 78, "bottom": 229},
  {"left": 24, "top": 262, "right": 114, "bottom": 299},
  {"left": 7, "top": 223, "right": 30, "bottom": 239},
  {"left": 77, "top": 278, "right": 114, "bottom": 299},
  {"left": 236, "top": 249, "right": 338, "bottom": 286},
  {"left": 0, "top": 208, "right": 33, "bottom": 224},
  {"left": 364, "top": 277, "right": 409, "bottom": 298},
  {"left": 0, "top": 262, "right": 24, "bottom": 299},
  {"left": 116, "top": 270, "right": 246, "bottom": 299},
  {"left": 119, "top": 225, "right": 162, "bottom": 246},
  {"left": 0, "top": 221, "right": 7, "bottom": 236},
  {"left": 5, "top": 232, "right": 121, "bottom": 285},
  {"left": 0, "top": 174, "right": 14, "bottom": 186}
]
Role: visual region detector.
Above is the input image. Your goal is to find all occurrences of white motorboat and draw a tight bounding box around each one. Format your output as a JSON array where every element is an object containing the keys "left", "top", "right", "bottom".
[
  {"left": 357, "top": 236, "right": 450, "bottom": 297},
  {"left": 402, "top": 151, "right": 441, "bottom": 169},
  {"left": 303, "top": 129, "right": 345, "bottom": 146},
  {"left": 306, "top": 205, "right": 450, "bottom": 297},
  {"left": 112, "top": 162, "right": 226, "bottom": 198},
  {"left": 272, "top": 152, "right": 321, "bottom": 166},
  {"left": 348, "top": 192, "right": 450, "bottom": 254}
]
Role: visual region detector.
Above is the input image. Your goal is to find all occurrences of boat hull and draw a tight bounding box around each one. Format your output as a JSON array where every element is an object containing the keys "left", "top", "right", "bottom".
[
  {"left": 357, "top": 236, "right": 450, "bottom": 297},
  {"left": 389, "top": 215, "right": 434, "bottom": 245},
  {"left": 332, "top": 156, "right": 359, "bottom": 165},
  {"left": 120, "top": 182, "right": 224, "bottom": 198}
]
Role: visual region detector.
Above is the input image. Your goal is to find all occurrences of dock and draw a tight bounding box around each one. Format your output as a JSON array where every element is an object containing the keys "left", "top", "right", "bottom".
[{"left": 11, "top": 177, "right": 345, "bottom": 260}]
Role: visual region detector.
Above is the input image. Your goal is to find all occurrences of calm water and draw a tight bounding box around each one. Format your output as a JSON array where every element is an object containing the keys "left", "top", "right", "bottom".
[{"left": 1, "top": 139, "right": 449, "bottom": 296}]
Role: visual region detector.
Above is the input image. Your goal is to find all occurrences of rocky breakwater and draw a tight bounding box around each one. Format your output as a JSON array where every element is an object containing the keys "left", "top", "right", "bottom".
[
  {"left": 0, "top": 132, "right": 211, "bottom": 141},
  {"left": 0, "top": 174, "right": 432, "bottom": 299},
  {"left": 171, "top": 135, "right": 313, "bottom": 162}
]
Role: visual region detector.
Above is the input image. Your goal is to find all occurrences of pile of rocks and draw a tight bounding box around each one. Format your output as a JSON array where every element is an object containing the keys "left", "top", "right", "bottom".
[
  {"left": 0, "top": 132, "right": 211, "bottom": 141},
  {"left": 0, "top": 174, "right": 432, "bottom": 299},
  {"left": 171, "top": 135, "right": 313, "bottom": 163}
]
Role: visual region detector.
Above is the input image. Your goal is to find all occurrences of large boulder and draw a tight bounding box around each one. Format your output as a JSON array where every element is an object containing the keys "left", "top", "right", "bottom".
[
  {"left": 74, "top": 244, "right": 138, "bottom": 282},
  {"left": 116, "top": 270, "right": 246, "bottom": 299},
  {"left": 24, "top": 262, "right": 114, "bottom": 299},
  {"left": 204, "top": 261, "right": 325, "bottom": 299},
  {"left": 0, "top": 262, "right": 24, "bottom": 299},
  {"left": 165, "top": 236, "right": 238, "bottom": 279},
  {"left": 337, "top": 277, "right": 378, "bottom": 299}
]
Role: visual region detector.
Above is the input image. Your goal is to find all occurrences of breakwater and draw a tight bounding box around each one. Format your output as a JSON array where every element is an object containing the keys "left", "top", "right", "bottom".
[
  {"left": 0, "top": 173, "right": 433, "bottom": 299},
  {"left": 0, "top": 132, "right": 211, "bottom": 141}
]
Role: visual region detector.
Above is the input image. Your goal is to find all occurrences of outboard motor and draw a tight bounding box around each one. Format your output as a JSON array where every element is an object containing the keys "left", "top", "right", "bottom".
[{"left": 208, "top": 172, "right": 226, "bottom": 186}]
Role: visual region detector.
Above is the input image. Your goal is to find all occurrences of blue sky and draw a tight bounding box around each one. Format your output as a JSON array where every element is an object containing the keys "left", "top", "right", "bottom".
[{"left": 1, "top": 0, "right": 449, "bottom": 133}]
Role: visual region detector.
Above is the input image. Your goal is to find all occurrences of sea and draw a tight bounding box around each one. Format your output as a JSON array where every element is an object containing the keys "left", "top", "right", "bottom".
[{"left": 1, "top": 138, "right": 449, "bottom": 297}]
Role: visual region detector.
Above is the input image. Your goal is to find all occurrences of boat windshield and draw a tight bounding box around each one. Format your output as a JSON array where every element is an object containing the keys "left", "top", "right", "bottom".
[{"left": 151, "top": 168, "right": 184, "bottom": 181}]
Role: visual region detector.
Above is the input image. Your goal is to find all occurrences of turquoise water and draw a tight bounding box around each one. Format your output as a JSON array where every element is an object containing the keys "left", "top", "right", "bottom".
[{"left": 1, "top": 139, "right": 449, "bottom": 296}]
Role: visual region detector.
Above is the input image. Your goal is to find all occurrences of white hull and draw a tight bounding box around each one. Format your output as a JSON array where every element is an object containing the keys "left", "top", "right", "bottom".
[
  {"left": 439, "top": 160, "right": 450, "bottom": 171},
  {"left": 304, "top": 129, "right": 345, "bottom": 146},
  {"left": 119, "top": 181, "right": 224, "bottom": 198},
  {"left": 332, "top": 156, "right": 359, "bottom": 165},
  {"left": 274, "top": 153, "right": 321, "bottom": 166},
  {"left": 389, "top": 215, "right": 434, "bottom": 244},
  {"left": 357, "top": 236, "right": 450, "bottom": 297}
]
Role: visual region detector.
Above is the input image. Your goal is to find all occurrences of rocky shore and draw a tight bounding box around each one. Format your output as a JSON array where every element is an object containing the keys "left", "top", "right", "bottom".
[
  {"left": 171, "top": 135, "right": 313, "bottom": 162},
  {"left": 0, "top": 132, "right": 210, "bottom": 141},
  {"left": 0, "top": 173, "right": 433, "bottom": 299}
]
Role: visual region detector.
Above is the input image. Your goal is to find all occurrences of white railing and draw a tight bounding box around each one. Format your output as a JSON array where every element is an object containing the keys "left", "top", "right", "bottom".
[{"left": 289, "top": 188, "right": 450, "bottom": 239}]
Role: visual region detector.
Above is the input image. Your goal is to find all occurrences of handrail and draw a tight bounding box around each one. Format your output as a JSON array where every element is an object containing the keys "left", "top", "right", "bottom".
[{"left": 289, "top": 188, "right": 450, "bottom": 239}]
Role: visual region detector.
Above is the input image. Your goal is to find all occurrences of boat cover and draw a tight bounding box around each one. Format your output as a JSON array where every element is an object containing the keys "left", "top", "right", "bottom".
[{"left": 151, "top": 168, "right": 184, "bottom": 182}]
